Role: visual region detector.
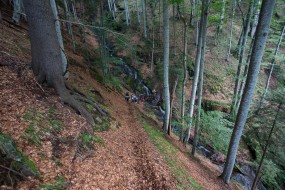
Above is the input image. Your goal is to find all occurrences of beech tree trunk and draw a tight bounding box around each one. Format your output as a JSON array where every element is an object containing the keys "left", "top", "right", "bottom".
[
  {"left": 142, "top": 0, "right": 147, "bottom": 38},
  {"left": 124, "top": 0, "right": 130, "bottom": 26},
  {"left": 168, "top": 76, "right": 179, "bottom": 136},
  {"left": 12, "top": 0, "right": 25, "bottom": 24},
  {"left": 180, "top": 18, "right": 188, "bottom": 141},
  {"left": 230, "top": 1, "right": 254, "bottom": 117},
  {"left": 184, "top": 0, "right": 209, "bottom": 146},
  {"left": 250, "top": 0, "right": 261, "bottom": 38},
  {"left": 23, "top": 0, "right": 95, "bottom": 125},
  {"left": 192, "top": 2, "right": 209, "bottom": 155},
  {"left": 226, "top": 0, "right": 236, "bottom": 61},
  {"left": 221, "top": 0, "right": 275, "bottom": 183},
  {"left": 236, "top": 38, "right": 255, "bottom": 110},
  {"left": 163, "top": 0, "right": 170, "bottom": 133},
  {"left": 50, "top": 0, "right": 68, "bottom": 76},
  {"left": 215, "top": 0, "right": 225, "bottom": 44}
]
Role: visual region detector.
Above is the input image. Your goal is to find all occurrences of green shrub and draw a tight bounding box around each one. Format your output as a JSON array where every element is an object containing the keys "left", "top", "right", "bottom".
[
  {"left": 200, "top": 110, "right": 233, "bottom": 154},
  {"left": 261, "top": 160, "right": 282, "bottom": 190}
]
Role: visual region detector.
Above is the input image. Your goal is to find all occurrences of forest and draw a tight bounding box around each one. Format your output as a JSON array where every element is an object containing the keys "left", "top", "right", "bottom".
[{"left": 0, "top": 0, "right": 284, "bottom": 189}]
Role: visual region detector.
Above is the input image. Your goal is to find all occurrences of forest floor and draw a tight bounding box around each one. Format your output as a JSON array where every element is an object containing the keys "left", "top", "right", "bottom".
[{"left": 0, "top": 18, "right": 241, "bottom": 190}]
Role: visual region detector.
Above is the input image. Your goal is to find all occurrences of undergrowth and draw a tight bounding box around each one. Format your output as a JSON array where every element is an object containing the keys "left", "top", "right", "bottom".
[
  {"left": 143, "top": 123, "right": 203, "bottom": 190},
  {"left": 199, "top": 110, "right": 233, "bottom": 154}
]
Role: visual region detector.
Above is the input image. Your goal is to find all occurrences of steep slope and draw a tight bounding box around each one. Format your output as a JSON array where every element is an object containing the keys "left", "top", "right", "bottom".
[{"left": 0, "top": 16, "right": 240, "bottom": 189}]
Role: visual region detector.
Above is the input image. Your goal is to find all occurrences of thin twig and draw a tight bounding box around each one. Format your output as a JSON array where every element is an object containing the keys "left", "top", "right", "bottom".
[
  {"left": 237, "top": 2, "right": 245, "bottom": 25},
  {"left": 33, "top": 77, "right": 45, "bottom": 93},
  {"left": 0, "top": 164, "right": 28, "bottom": 179},
  {"left": 57, "top": 18, "right": 124, "bottom": 36}
]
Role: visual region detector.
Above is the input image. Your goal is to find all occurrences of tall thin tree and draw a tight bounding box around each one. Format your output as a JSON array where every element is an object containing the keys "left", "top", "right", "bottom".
[
  {"left": 221, "top": 0, "right": 275, "bottom": 183},
  {"left": 184, "top": 0, "right": 209, "bottom": 146},
  {"left": 163, "top": 0, "right": 171, "bottom": 133},
  {"left": 192, "top": 0, "right": 209, "bottom": 155}
]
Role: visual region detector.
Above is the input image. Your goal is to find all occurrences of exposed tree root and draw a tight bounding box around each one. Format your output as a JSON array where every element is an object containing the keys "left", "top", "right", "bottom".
[
  {"left": 65, "top": 82, "right": 109, "bottom": 116},
  {"left": 75, "top": 95, "right": 109, "bottom": 116},
  {"left": 56, "top": 86, "right": 95, "bottom": 126}
]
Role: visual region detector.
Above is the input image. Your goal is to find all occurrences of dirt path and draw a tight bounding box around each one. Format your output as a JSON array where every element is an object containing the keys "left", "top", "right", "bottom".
[{"left": 66, "top": 85, "right": 176, "bottom": 189}]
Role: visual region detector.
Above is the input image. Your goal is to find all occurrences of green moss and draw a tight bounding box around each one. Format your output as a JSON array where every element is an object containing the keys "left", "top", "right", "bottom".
[
  {"left": 143, "top": 124, "right": 203, "bottom": 190},
  {"left": 0, "top": 132, "right": 40, "bottom": 179}
]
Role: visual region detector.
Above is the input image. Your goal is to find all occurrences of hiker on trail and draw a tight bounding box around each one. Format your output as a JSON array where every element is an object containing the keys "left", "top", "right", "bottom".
[
  {"left": 131, "top": 94, "right": 138, "bottom": 103},
  {"left": 125, "top": 92, "right": 130, "bottom": 102}
]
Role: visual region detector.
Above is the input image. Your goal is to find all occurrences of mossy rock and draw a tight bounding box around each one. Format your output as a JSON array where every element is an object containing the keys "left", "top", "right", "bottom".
[
  {"left": 202, "top": 99, "right": 230, "bottom": 113},
  {"left": 0, "top": 132, "right": 39, "bottom": 185}
]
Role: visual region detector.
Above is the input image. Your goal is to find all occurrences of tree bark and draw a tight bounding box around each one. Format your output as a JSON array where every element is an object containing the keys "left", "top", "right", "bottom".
[
  {"left": 250, "top": 0, "right": 261, "bottom": 38},
  {"left": 180, "top": 18, "right": 188, "bottom": 141},
  {"left": 226, "top": 0, "right": 236, "bottom": 61},
  {"left": 50, "top": 0, "right": 68, "bottom": 76},
  {"left": 168, "top": 75, "right": 179, "bottom": 136},
  {"left": 124, "top": 0, "right": 130, "bottom": 26},
  {"left": 215, "top": 0, "right": 225, "bottom": 44},
  {"left": 192, "top": 2, "right": 209, "bottom": 155},
  {"left": 184, "top": 0, "right": 209, "bottom": 146},
  {"left": 221, "top": 0, "right": 275, "bottom": 183},
  {"left": 23, "top": 0, "right": 95, "bottom": 125},
  {"left": 142, "top": 0, "right": 147, "bottom": 38},
  {"left": 230, "top": 1, "right": 254, "bottom": 117},
  {"left": 236, "top": 38, "right": 255, "bottom": 110},
  {"left": 163, "top": 0, "right": 170, "bottom": 133}
]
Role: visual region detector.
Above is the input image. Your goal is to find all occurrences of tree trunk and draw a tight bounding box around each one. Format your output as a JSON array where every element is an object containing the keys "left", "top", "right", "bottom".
[
  {"left": 12, "top": 0, "right": 25, "bottom": 24},
  {"left": 23, "top": 0, "right": 95, "bottom": 125},
  {"left": 50, "top": 0, "right": 68, "bottom": 76},
  {"left": 136, "top": 0, "right": 140, "bottom": 24},
  {"left": 226, "top": 0, "right": 236, "bottom": 61},
  {"left": 173, "top": 4, "right": 176, "bottom": 62},
  {"left": 190, "top": 0, "right": 195, "bottom": 26},
  {"left": 256, "top": 25, "right": 285, "bottom": 114},
  {"left": 62, "top": 0, "right": 76, "bottom": 53},
  {"left": 236, "top": 38, "right": 255, "bottom": 110},
  {"left": 221, "top": 0, "right": 275, "bottom": 183},
  {"left": 215, "top": 0, "right": 225, "bottom": 44},
  {"left": 163, "top": 0, "right": 170, "bottom": 133},
  {"left": 180, "top": 18, "right": 188, "bottom": 141},
  {"left": 250, "top": 0, "right": 261, "bottom": 38},
  {"left": 192, "top": 2, "right": 209, "bottom": 155},
  {"left": 124, "top": 0, "right": 130, "bottom": 26},
  {"left": 230, "top": 1, "right": 254, "bottom": 117},
  {"left": 168, "top": 76, "right": 179, "bottom": 136},
  {"left": 142, "top": 0, "right": 147, "bottom": 38},
  {"left": 184, "top": 0, "right": 209, "bottom": 146},
  {"left": 251, "top": 102, "right": 283, "bottom": 190},
  {"left": 194, "top": 0, "right": 199, "bottom": 47}
]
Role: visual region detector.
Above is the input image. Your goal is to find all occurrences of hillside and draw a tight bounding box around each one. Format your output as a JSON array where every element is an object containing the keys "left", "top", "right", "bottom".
[
  {"left": 0, "top": 12, "right": 244, "bottom": 189},
  {"left": 1, "top": 0, "right": 285, "bottom": 190}
]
